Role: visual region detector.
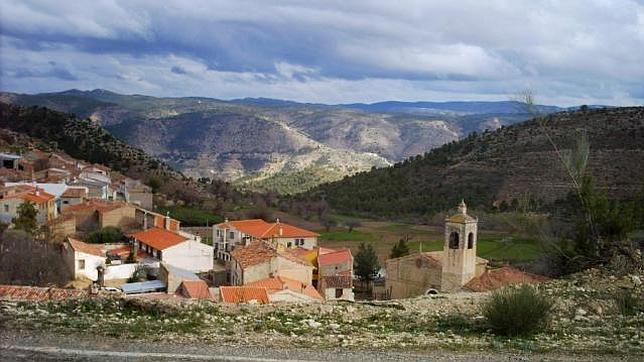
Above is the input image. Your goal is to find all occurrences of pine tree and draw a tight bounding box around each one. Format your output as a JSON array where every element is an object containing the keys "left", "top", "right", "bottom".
[
  {"left": 390, "top": 236, "right": 410, "bottom": 259},
  {"left": 354, "top": 242, "right": 380, "bottom": 282}
]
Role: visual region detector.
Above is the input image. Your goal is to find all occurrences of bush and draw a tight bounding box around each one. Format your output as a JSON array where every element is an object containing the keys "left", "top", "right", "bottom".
[
  {"left": 482, "top": 284, "right": 554, "bottom": 336},
  {"left": 86, "top": 226, "right": 123, "bottom": 244},
  {"left": 614, "top": 290, "right": 640, "bottom": 316}
]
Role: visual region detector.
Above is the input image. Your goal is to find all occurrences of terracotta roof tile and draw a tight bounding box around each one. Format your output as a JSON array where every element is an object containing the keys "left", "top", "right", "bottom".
[
  {"left": 178, "top": 280, "right": 212, "bottom": 300},
  {"left": 216, "top": 219, "right": 318, "bottom": 239},
  {"left": 229, "top": 241, "right": 277, "bottom": 268},
  {"left": 219, "top": 286, "right": 269, "bottom": 304},
  {"left": 130, "top": 227, "right": 187, "bottom": 250},
  {"left": 3, "top": 187, "right": 55, "bottom": 203},
  {"left": 0, "top": 285, "right": 87, "bottom": 301},
  {"left": 318, "top": 248, "right": 353, "bottom": 266},
  {"left": 67, "top": 237, "right": 105, "bottom": 257},
  {"left": 61, "top": 187, "right": 87, "bottom": 198}
]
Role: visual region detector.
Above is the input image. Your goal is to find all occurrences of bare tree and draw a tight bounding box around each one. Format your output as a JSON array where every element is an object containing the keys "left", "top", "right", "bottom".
[{"left": 0, "top": 230, "right": 72, "bottom": 286}]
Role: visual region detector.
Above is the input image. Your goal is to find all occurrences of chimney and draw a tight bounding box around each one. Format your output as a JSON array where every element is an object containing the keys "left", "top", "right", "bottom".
[
  {"left": 165, "top": 211, "right": 171, "bottom": 230},
  {"left": 279, "top": 227, "right": 283, "bottom": 236},
  {"left": 276, "top": 218, "right": 280, "bottom": 223},
  {"left": 34, "top": 186, "right": 40, "bottom": 196}
]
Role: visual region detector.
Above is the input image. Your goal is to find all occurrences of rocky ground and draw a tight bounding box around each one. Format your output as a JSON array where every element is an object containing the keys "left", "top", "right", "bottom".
[{"left": 0, "top": 269, "right": 642, "bottom": 360}]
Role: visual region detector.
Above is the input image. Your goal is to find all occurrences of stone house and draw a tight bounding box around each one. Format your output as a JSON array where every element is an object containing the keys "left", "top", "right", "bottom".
[
  {"left": 229, "top": 241, "right": 314, "bottom": 286},
  {"left": 213, "top": 218, "right": 319, "bottom": 261},
  {"left": 385, "top": 201, "right": 488, "bottom": 298},
  {"left": 246, "top": 276, "right": 323, "bottom": 302},
  {"left": 63, "top": 200, "right": 137, "bottom": 233}
]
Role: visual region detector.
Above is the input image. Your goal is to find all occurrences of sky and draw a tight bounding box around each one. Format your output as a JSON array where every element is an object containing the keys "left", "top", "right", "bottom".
[{"left": 1, "top": 0, "right": 643, "bottom": 106}]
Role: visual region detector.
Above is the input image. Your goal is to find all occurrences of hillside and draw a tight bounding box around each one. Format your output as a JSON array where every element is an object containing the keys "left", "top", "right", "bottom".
[
  {"left": 1, "top": 90, "right": 562, "bottom": 194},
  {"left": 0, "top": 103, "right": 243, "bottom": 206},
  {"left": 301, "top": 107, "right": 644, "bottom": 218}
]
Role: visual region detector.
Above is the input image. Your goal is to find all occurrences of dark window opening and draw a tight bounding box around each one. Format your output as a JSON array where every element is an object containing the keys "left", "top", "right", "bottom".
[
  {"left": 449, "top": 232, "right": 459, "bottom": 249},
  {"left": 467, "top": 232, "right": 474, "bottom": 249},
  {"left": 335, "top": 288, "right": 343, "bottom": 298}
]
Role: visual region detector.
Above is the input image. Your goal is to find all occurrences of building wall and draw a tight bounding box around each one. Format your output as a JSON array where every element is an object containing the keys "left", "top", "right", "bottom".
[
  {"left": 441, "top": 221, "right": 478, "bottom": 292},
  {"left": 274, "top": 236, "right": 318, "bottom": 250},
  {"left": 128, "top": 191, "right": 153, "bottom": 209},
  {"left": 385, "top": 254, "right": 442, "bottom": 299},
  {"left": 0, "top": 199, "right": 54, "bottom": 225},
  {"left": 323, "top": 287, "right": 355, "bottom": 301},
  {"left": 162, "top": 241, "right": 213, "bottom": 272},
  {"left": 72, "top": 251, "right": 105, "bottom": 281},
  {"left": 99, "top": 206, "right": 136, "bottom": 230},
  {"left": 318, "top": 259, "right": 352, "bottom": 278},
  {"left": 49, "top": 217, "right": 76, "bottom": 239},
  {"left": 275, "top": 257, "right": 313, "bottom": 285},
  {"left": 70, "top": 210, "right": 99, "bottom": 233},
  {"left": 60, "top": 196, "right": 84, "bottom": 211}
]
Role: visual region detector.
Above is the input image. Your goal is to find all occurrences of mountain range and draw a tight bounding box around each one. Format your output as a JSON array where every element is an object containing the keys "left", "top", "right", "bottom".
[
  {"left": 1, "top": 89, "right": 569, "bottom": 193},
  {"left": 300, "top": 106, "right": 644, "bottom": 218}
]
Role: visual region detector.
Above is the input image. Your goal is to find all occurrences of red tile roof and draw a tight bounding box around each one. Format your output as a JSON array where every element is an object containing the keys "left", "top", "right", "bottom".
[
  {"left": 130, "top": 227, "right": 187, "bottom": 250},
  {"left": 318, "top": 248, "right": 353, "bottom": 266},
  {"left": 219, "top": 286, "right": 269, "bottom": 304},
  {"left": 61, "top": 187, "right": 87, "bottom": 198},
  {"left": 216, "top": 219, "right": 319, "bottom": 239},
  {"left": 230, "top": 241, "right": 312, "bottom": 269},
  {"left": 67, "top": 237, "right": 105, "bottom": 257},
  {"left": 0, "top": 285, "right": 87, "bottom": 301},
  {"left": 3, "top": 187, "right": 55, "bottom": 204},
  {"left": 247, "top": 276, "right": 323, "bottom": 300},
  {"left": 230, "top": 241, "right": 277, "bottom": 268},
  {"left": 178, "top": 280, "right": 212, "bottom": 300}
]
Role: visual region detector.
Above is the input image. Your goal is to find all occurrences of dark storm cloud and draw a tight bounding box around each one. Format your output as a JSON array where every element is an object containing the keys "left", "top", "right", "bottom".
[{"left": 0, "top": 0, "right": 642, "bottom": 105}]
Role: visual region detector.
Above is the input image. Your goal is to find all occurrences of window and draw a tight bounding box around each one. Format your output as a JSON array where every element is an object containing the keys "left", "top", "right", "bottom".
[
  {"left": 77, "top": 260, "right": 85, "bottom": 270},
  {"left": 295, "top": 238, "right": 304, "bottom": 246},
  {"left": 335, "top": 289, "right": 343, "bottom": 298},
  {"left": 63, "top": 200, "right": 69, "bottom": 204},
  {"left": 287, "top": 242, "right": 292, "bottom": 248},
  {"left": 229, "top": 231, "right": 235, "bottom": 239},
  {"left": 3, "top": 204, "right": 8, "bottom": 212},
  {"left": 449, "top": 232, "right": 459, "bottom": 249},
  {"left": 216, "top": 229, "right": 221, "bottom": 237},
  {"left": 467, "top": 232, "right": 474, "bottom": 249}
]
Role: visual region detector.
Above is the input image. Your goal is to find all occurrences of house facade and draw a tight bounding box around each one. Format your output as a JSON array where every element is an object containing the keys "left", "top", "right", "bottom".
[
  {"left": 63, "top": 237, "right": 106, "bottom": 281},
  {"left": 131, "top": 227, "right": 213, "bottom": 273},
  {"left": 213, "top": 218, "right": 319, "bottom": 261},
  {"left": 0, "top": 186, "right": 57, "bottom": 225},
  {"left": 229, "top": 241, "right": 314, "bottom": 286},
  {"left": 317, "top": 248, "right": 355, "bottom": 301}
]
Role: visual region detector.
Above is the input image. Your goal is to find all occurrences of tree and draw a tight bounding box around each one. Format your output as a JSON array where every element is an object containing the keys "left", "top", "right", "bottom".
[
  {"left": 321, "top": 216, "right": 337, "bottom": 232},
  {"left": 345, "top": 220, "right": 361, "bottom": 232},
  {"left": 390, "top": 235, "right": 410, "bottom": 259},
  {"left": 354, "top": 242, "right": 380, "bottom": 282},
  {"left": 86, "top": 226, "right": 124, "bottom": 244},
  {"left": 13, "top": 202, "right": 38, "bottom": 235},
  {"left": 0, "top": 229, "right": 71, "bottom": 285}
]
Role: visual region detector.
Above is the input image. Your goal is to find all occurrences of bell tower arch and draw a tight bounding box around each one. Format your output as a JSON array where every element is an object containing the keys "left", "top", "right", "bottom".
[{"left": 441, "top": 200, "right": 478, "bottom": 292}]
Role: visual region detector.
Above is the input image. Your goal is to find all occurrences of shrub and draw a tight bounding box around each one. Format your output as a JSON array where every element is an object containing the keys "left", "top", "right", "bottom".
[
  {"left": 614, "top": 290, "right": 640, "bottom": 316},
  {"left": 482, "top": 284, "right": 554, "bottom": 336},
  {"left": 86, "top": 226, "right": 123, "bottom": 244}
]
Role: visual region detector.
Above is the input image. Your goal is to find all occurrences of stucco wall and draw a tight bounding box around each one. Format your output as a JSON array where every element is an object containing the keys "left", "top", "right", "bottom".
[
  {"left": 162, "top": 241, "right": 213, "bottom": 272},
  {"left": 323, "top": 287, "right": 354, "bottom": 301},
  {"left": 275, "top": 236, "right": 318, "bottom": 250},
  {"left": 73, "top": 251, "right": 105, "bottom": 281},
  {"left": 100, "top": 206, "right": 136, "bottom": 231}
]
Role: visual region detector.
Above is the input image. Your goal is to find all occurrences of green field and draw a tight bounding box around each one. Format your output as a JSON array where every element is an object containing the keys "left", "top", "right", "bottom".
[{"left": 318, "top": 221, "right": 543, "bottom": 264}]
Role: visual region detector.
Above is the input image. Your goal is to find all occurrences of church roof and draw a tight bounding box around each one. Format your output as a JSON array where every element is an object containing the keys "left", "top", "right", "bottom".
[{"left": 446, "top": 213, "right": 477, "bottom": 223}]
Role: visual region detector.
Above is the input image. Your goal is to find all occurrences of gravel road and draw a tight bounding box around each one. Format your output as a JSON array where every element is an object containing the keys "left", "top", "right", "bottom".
[{"left": 0, "top": 330, "right": 633, "bottom": 362}]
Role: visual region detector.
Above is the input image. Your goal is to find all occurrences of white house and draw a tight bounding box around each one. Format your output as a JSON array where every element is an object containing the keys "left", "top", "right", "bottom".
[
  {"left": 63, "top": 238, "right": 106, "bottom": 281},
  {"left": 130, "top": 227, "right": 213, "bottom": 273}
]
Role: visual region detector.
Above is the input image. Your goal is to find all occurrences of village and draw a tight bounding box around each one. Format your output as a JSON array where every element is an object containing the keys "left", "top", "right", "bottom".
[{"left": 0, "top": 148, "right": 550, "bottom": 306}]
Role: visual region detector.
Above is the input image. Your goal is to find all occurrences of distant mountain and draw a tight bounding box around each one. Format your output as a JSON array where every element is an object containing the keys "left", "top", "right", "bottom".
[
  {"left": 1, "top": 89, "right": 569, "bottom": 194},
  {"left": 301, "top": 107, "right": 644, "bottom": 218}
]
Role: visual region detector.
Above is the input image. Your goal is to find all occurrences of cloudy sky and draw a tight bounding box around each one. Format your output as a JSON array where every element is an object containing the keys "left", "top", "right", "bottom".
[{"left": 1, "top": 0, "right": 643, "bottom": 106}]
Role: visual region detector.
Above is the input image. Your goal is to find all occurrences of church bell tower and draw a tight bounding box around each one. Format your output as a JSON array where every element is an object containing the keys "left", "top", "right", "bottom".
[{"left": 441, "top": 200, "right": 478, "bottom": 292}]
